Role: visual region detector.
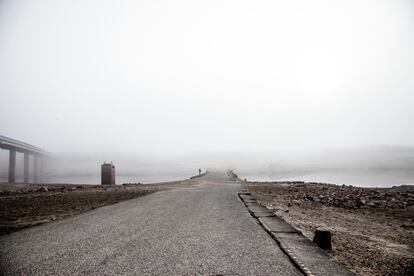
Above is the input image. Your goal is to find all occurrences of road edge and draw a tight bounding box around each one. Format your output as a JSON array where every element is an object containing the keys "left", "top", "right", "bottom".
[{"left": 238, "top": 192, "right": 354, "bottom": 276}]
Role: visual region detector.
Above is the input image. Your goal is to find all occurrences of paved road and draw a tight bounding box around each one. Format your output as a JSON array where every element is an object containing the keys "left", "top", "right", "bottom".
[{"left": 0, "top": 172, "right": 300, "bottom": 275}]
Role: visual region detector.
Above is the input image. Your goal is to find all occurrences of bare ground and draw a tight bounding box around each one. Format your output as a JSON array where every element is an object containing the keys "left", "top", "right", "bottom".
[
  {"left": 0, "top": 180, "right": 194, "bottom": 236},
  {"left": 243, "top": 181, "right": 414, "bottom": 276}
]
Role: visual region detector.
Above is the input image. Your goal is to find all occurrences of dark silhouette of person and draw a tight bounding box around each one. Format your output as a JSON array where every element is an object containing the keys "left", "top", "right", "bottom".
[{"left": 199, "top": 168, "right": 201, "bottom": 175}]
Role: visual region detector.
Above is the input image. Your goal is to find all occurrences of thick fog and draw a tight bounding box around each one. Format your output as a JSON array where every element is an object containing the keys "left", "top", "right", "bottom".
[{"left": 1, "top": 0, "right": 413, "bottom": 186}]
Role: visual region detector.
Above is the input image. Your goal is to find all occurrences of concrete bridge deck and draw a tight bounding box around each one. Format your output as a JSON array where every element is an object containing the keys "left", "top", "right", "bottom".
[{"left": 0, "top": 135, "right": 48, "bottom": 183}]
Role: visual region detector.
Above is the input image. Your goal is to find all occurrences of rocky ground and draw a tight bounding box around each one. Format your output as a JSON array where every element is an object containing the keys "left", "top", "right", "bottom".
[
  {"left": 243, "top": 181, "right": 414, "bottom": 276},
  {"left": 0, "top": 180, "right": 193, "bottom": 235}
]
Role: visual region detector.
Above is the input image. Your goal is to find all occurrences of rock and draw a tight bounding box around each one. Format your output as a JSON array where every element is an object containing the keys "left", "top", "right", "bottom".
[
  {"left": 319, "top": 195, "right": 324, "bottom": 199},
  {"left": 39, "top": 187, "right": 48, "bottom": 192},
  {"left": 312, "top": 196, "right": 321, "bottom": 202},
  {"left": 358, "top": 198, "right": 366, "bottom": 205},
  {"left": 367, "top": 201, "right": 376, "bottom": 207},
  {"left": 292, "top": 199, "right": 301, "bottom": 205}
]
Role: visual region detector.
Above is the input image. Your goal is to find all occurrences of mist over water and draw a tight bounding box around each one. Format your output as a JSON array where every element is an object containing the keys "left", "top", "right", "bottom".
[
  {"left": 239, "top": 171, "right": 414, "bottom": 188},
  {"left": 1, "top": 146, "right": 413, "bottom": 187},
  {"left": 1, "top": 1, "right": 413, "bottom": 187}
]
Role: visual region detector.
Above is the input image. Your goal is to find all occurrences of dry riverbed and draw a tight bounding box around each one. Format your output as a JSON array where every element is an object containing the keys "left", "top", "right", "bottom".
[
  {"left": 0, "top": 180, "right": 193, "bottom": 236},
  {"left": 243, "top": 181, "right": 414, "bottom": 276}
]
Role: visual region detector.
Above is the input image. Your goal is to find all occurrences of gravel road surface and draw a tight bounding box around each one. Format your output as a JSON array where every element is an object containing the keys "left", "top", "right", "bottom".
[{"left": 0, "top": 172, "right": 300, "bottom": 275}]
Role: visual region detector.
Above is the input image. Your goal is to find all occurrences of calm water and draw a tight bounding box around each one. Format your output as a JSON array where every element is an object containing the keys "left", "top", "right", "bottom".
[
  {"left": 0, "top": 173, "right": 193, "bottom": 185},
  {"left": 2, "top": 170, "right": 414, "bottom": 187},
  {"left": 239, "top": 170, "right": 414, "bottom": 187}
]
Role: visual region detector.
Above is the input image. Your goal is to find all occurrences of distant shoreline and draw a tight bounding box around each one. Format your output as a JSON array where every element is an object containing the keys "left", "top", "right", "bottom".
[{"left": 239, "top": 170, "right": 414, "bottom": 188}]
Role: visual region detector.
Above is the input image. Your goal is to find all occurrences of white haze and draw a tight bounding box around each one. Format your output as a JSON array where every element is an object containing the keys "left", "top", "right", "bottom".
[{"left": 0, "top": 0, "right": 413, "bottom": 186}]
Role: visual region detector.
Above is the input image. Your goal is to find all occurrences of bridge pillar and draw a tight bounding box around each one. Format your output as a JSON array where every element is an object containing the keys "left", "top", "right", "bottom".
[
  {"left": 24, "top": 153, "right": 30, "bottom": 183},
  {"left": 8, "top": 150, "right": 16, "bottom": 183},
  {"left": 34, "top": 155, "right": 40, "bottom": 183}
]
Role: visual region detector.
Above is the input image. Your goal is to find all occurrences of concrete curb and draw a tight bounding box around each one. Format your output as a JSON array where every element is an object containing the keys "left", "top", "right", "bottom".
[{"left": 238, "top": 192, "right": 354, "bottom": 276}]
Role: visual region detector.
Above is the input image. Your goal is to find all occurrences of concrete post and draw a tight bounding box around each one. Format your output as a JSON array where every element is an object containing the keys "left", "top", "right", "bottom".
[
  {"left": 34, "top": 155, "right": 40, "bottom": 183},
  {"left": 8, "top": 150, "right": 16, "bottom": 183},
  {"left": 313, "top": 227, "right": 332, "bottom": 250},
  {"left": 24, "top": 153, "right": 30, "bottom": 183}
]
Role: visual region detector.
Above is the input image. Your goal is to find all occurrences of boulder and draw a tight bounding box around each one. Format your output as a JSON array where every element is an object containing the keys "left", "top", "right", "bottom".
[{"left": 312, "top": 196, "right": 321, "bottom": 203}]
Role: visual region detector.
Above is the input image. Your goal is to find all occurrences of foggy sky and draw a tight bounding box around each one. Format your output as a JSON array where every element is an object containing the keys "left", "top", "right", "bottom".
[{"left": 1, "top": 0, "right": 413, "bottom": 156}]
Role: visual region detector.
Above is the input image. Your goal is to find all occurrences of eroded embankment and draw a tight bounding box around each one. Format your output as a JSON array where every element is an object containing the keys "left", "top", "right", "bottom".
[{"left": 243, "top": 181, "right": 414, "bottom": 276}]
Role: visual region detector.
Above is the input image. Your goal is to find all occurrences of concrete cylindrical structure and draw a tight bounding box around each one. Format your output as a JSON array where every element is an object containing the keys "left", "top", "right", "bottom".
[
  {"left": 34, "top": 155, "right": 41, "bottom": 183},
  {"left": 24, "top": 153, "right": 30, "bottom": 183},
  {"left": 8, "top": 150, "right": 16, "bottom": 183},
  {"left": 101, "top": 162, "right": 115, "bottom": 185}
]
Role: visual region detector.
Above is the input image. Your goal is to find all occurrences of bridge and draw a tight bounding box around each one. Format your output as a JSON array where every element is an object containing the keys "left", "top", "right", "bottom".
[{"left": 0, "top": 135, "right": 49, "bottom": 183}]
